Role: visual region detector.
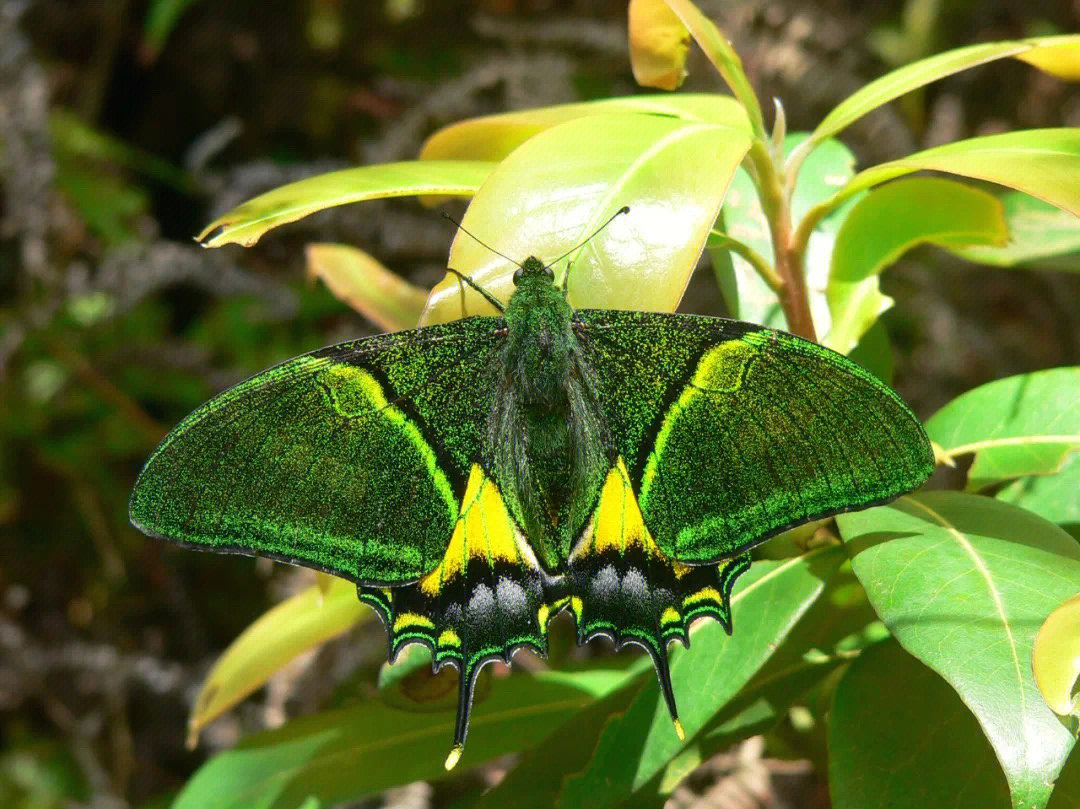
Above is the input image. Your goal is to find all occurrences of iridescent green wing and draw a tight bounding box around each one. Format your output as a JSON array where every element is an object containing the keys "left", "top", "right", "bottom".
[
  {"left": 576, "top": 309, "right": 935, "bottom": 565},
  {"left": 129, "top": 317, "right": 505, "bottom": 585}
]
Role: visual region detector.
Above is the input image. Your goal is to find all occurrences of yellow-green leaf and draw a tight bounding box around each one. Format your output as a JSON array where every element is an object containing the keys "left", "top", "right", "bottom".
[
  {"left": 197, "top": 160, "right": 495, "bottom": 247},
  {"left": 1033, "top": 592, "right": 1080, "bottom": 717},
  {"left": 188, "top": 576, "right": 369, "bottom": 746},
  {"left": 305, "top": 243, "right": 427, "bottom": 331},
  {"left": 814, "top": 35, "right": 1080, "bottom": 143},
  {"left": 418, "top": 94, "right": 750, "bottom": 162},
  {"left": 420, "top": 112, "right": 751, "bottom": 324},
  {"left": 825, "top": 177, "right": 1007, "bottom": 354}
]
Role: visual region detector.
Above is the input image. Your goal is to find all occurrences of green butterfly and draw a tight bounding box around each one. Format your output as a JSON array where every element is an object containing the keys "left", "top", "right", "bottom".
[{"left": 130, "top": 212, "right": 933, "bottom": 770}]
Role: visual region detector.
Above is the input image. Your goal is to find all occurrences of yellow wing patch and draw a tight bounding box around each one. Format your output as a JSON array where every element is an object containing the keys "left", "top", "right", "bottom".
[
  {"left": 577, "top": 458, "right": 690, "bottom": 578},
  {"left": 420, "top": 464, "right": 525, "bottom": 596}
]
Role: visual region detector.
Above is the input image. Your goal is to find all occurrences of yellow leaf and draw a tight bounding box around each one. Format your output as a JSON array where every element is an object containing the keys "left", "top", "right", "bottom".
[
  {"left": 306, "top": 243, "right": 427, "bottom": 332},
  {"left": 628, "top": 0, "right": 689, "bottom": 90},
  {"left": 1033, "top": 591, "right": 1080, "bottom": 716}
]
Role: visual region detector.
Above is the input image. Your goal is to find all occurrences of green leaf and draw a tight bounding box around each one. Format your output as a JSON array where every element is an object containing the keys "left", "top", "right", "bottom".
[
  {"left": 926, "top": 367, "right": 1080, "bottom": 489},
  {"left": 813, "top": 36, "right": 1080, "bottom": 142},
  {"left": 837, "top": 492, "right": 1080, "bottom": 809},
  {"left": 142, "top": 0, "right": 202, "bottom": 59},
  {"left": 998, "top": 452, "right": 1080, "bottom": 541},
  {"left": 827, "top": 129, "right": 1080, "bottom": 222},
  {"left": 187, "top": 576, "right": 370, "bottom": 746},
  {"left": 829, "top": 639, "right": 1012, "bottom": 809},
  {"left": 825, "top": 177, "right": 1007, "bottom": 354},
  {"left": 304, "top": 243, "right": 428, "bottom": 331},
  {"left": 419, "top": 94, "right": 750, "bottom": 161},
  {"left": 710, "top": 135, "right": 857, "bottom": 331},
  {"left": 173, "top": 671, "right": 600, "bottom": 809},
  {"left": 462, "top": 546, "right": 845, "bottom": 809},
  {"left": 421, "top": 112, "right": 752, "bottom": 324},
  {"left": 947, "top": 191, "right": 1080, "bottom": 268},
  {"left": 557, "top": 546, "right": 845, "bottom": 809},
  {"left": 197, "top": 160, "right": 496, "bottom": 247},
  {"left": 1033, "top": 592, "right": 1080, "bottom": 717}
]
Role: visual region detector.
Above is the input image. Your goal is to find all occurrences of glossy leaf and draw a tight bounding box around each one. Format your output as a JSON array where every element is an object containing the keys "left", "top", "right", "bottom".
[
  {"left": 710, "top": 135, "right": 857, "bottom": 332},
  {"left": 197, "top": 160, "right": 495, "bottom": 247},
  {"left": 174, "top": 672, "right": 602, "bottom": 809},
  {"left": 837, "top": 492, "right": 1080, "bottom": 808},
  {"left": 813, "top": 36, "right": 1080, "bottom": 142},
  {"left": 948, "top": 191, "right": 1080, "bottom": 268},
  {"left": 421, "top": 112, "right": 752, "bottom": 324},
  {"left": 825, "top": 177, "right": 1007, "bottom": 354},
  {"left": 998, "top": 452, "right": 1080, "bottom": 541},
  {"left": 1033, "top": 592, "right": 1080, "bottom": 716},
  {"left": 419, "top": 94, "right": 750, "bottom": 161},
  {"left": 557, "top": 546, "right": 845, "bottom": 809},
  {"left": 926, "top": 367, "right": 1080, "bottom": 489},
  {"left": 305, "top": 243, "right": 427, "bottom": 331},
  {"left": 830, "top": 639, "right": 1011, "bottom": 809},
  {"left": 188, "top": 576, "right": 370, "bottom": 746},
  {"left": 823, "top": 129, "right": 1080, "bottom": 224}
]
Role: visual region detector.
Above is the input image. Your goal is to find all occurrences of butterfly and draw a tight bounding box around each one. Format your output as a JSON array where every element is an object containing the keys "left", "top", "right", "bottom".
[{"left": 130, "top": 210, "right": 934, "bottom": 770}]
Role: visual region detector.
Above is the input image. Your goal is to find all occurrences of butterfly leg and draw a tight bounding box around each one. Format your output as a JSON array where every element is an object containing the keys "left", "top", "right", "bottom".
[
  {"left": 359, "top": 464, "right": 552, "bottom": 769},
  {"left": 567, "top": 459, "right": 751, "bottom": 738}
]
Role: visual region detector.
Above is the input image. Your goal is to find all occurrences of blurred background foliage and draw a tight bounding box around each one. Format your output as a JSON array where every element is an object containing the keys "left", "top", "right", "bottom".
[{"left": 2, "top": 1, "right": 1080, "bottom": 807}]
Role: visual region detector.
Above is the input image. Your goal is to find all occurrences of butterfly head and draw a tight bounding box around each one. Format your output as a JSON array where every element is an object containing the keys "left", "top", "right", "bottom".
[{"left": 512, "top": 256, "right": 555, "bottom": 287}]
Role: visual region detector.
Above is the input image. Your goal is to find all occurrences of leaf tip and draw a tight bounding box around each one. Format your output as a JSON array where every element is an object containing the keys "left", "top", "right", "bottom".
[{"left": 444, "top": 744, "right": 464, "bottom": 771}]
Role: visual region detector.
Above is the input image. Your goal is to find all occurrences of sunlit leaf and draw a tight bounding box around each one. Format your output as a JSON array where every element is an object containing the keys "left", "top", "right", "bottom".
[
  {"left": 421, "top": 112, "right": 752, "bottom": 324},
  {"left": 837, "top": 492, "right": 1080, "bottom": 808},
  {"left": 814, "top": 36, "right": 1080, "bottom": 142},
  {"left": 825, "top": 177, "right": 1006, "bottom": 354},
  {"left": 557, "top": 547, "right": 845, "bottom": 809},
  {"left": 1033, "top": 592, "right": 1080, "bottom": 717},
  {"left": 197, "top": 160, "right": 495, "bottom": 247},
  {"left": 825, "top": 129, "right": 1080, "bottom": 222},
  {"left": 188, "top": 576, "right": 370, "bottom": 745},
  {"left": 947, "top": 191, "right": 1080, "bottom": 268},
  {"left": 419, "top": 95, "right": 750, "bottom": 161},
  {"left": 305, "top": 243, "right": 427, "bottom": 331},
  {"left": 997, "top": 452, "right": 1080, "bottom": 541},
  {"left": 174, "top": 672, "right": 606, "bottom": 809},
  {"left": 926, "top": 367, "right": 1080, "bottom": 489},
  {"left": 464, "top": 546, "right": 844, "bottom": 809}
]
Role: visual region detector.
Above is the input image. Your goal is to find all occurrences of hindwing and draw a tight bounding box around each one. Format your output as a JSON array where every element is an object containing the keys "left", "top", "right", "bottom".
[{"left": 359, "top": 464, "right": 556, "bottom": 768}]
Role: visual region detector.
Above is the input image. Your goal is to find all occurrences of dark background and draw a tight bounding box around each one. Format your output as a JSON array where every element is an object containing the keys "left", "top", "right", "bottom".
[{"left": 3, "top": 1, "right": 1079, "bottom": 806}]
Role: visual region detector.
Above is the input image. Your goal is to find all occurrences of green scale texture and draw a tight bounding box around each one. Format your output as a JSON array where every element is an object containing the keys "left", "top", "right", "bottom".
[{"left": 130, "top": 255, "right": 934, "bottom": 761}]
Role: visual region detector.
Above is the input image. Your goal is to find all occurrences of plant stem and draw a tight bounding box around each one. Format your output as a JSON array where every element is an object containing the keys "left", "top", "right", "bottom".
[{"left": 745, "top": 140, "right": 817, "bottom": 342}]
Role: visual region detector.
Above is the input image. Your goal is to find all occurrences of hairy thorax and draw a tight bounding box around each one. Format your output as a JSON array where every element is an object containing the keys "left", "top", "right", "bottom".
[{"left": 492, "top": 269, "right": 601, "bottom": 569}]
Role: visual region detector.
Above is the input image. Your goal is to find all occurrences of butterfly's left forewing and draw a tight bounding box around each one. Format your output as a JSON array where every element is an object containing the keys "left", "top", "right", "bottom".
[{"left": 129, "top": 317, "right": 506, "bottom": 586}]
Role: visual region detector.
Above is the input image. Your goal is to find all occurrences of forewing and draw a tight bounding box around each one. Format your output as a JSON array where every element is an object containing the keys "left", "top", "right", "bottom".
[
  {"left": 129, "top": 317, "right": 504, "bottom": 585},
  {"left": 576, "top": 310, "right": 934, "bottom": 564}
]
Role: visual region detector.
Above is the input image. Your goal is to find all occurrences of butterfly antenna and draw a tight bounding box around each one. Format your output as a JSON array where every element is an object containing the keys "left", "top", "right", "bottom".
[
  {"left": 550, "top": 205, "right": 630, "bottom": 270},
  {"left": 442, "top": 212, "right": 524, "bottom": 270},
  {"left": 444, "top": 267, "right": 505, "bottom": 313}
]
